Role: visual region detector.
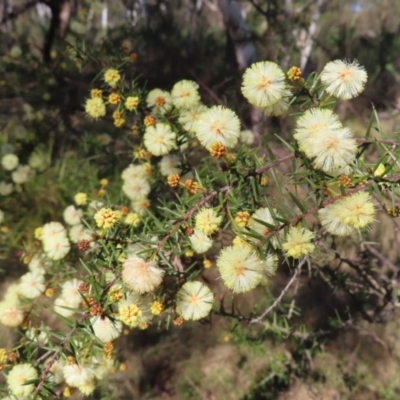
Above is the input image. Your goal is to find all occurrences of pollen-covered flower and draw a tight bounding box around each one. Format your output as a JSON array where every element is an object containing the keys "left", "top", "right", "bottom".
[
  {"left": 258, "top": 89, "right": 291, "bottom": 116},
  {"left": 195, "top": 105, "right": 240, "bottom": 150},
  {"left": 63, "top": 362, "right": 95, "bottom": 388},
  {"left": 241, "top": 61, "right": 286, "bottom": 108},
  {"left": 85, "top": 97, "right": 106, "bottom": 119},
  {"left": 0, "top": 301, "right": 24, "bottom": 327},
  {"left": 171, "top": 80, "right": 201, "bottom": 109},
  {"left": 118, "top": 303, "right": 143, "bottom": 327},
  {"left": 239, "top": 130, "right": 255, "bottom": 146},
  {"left": 125, "top": 96, "right": 139, "bottom": 111},
  {"left": 321, "top": 60, "right": 367, "bottom": 100},
  {"left": 43, "top": 234, "right": 70, "bottom": 260},
  {"left": 150, "top": 301, "right": 164, "bottom": 315},
  {"left": 0, "top": 181, "right": 13, "bottom": 196},
  {"left": 121, "top": 163, "right": 148, "bottom": 181},
  {"left": 74, "top": 192, "right": 88, "bottom": 206},
  {"left": 159, "top": 154, "right": 182, "bottom": 176},
  {"left": 294, "top": 108, "right": 357, "bottom": 173},
  {"left": 63, "top": 205, "right": 83, "bottom": 226},
  {"left": 176, "top": 281, "right": 213, "bottom": 320},
  {"left": 144, "top": 123, "right": 177, "bottom": 156},
  {"left": 1, "top": 154, "right": 19, "bottom": 171},
  {"left": 103, "top": 68, "right": 121, "bottom": 87},
  {"left": 124, "top": 212, "right": 141, "bottom": 227},
  {"left": 94, "top": 208, "right": 118, "bottom": 229},
  {"left": 146, "top": 89, "right": 173, "bottom": 114},
  {"left": 189, "top": 228, "right": 214, "bottom": 254},
  {"left": 294, "top": 108, "right": 342, "bottom": 150},
  {"left": 18, "top": 272, "right": 45, "bottom": 299},
  {"left": 307, "top": 128, "right": 357, "bottom": 172},
  {"left": 61, "top": 279, "right": 84, "bottom": 304},
  {"left": 235, "top": 211, "right": 251, "bottom": 227},
  {"left": 217, "top": 244, "right": 265, "bottom": 293},
  {"left": 7, "top": 363, "right": 38, "bottom": 398},
  {"left": 318, "top": 191, "right": 375, "bottom": 236},
  {"left": 122, "top": 177, "right": 151, "bottom": 201},
  {"left": 11, "top": 164, "right": 35, "bottom": 184},
  {"left": 178, "top": 104, "right": 207, "bottom": 133},
  {"left": 122, "top": 255, "right": 165, "bottom": 293},
  {"left": 195, "top": 208, "right": 222, "bottom": 235},
  {"left": 69, "top": 224, "right": 92, "bottom": 243},
  {"left": 91, "top": 316, "right": 122, "bottom": 342},
  {"left": 282, "top": 226, "right": 315, "bottom": 259}
]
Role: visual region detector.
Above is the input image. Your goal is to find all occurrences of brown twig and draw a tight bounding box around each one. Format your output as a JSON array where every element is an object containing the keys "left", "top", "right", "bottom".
[
  {"left": 251, "top": 257, "right": 308, "bottom": 324},
  {"left": 34, "top": 312, "right": 90, "bottom": 396}
]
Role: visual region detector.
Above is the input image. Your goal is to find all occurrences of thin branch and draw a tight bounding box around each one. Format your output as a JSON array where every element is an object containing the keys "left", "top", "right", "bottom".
[
  {"left": 251, "top": 257, "right": 308, "bottom": 324},
  {"left": 34, "top": 312, "right": 90, "bottom": 396}
]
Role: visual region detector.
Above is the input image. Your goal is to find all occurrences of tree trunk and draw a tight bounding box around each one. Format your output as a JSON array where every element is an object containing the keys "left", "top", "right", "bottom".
[{"left": 217, "top": 0, "right": 257, "bottom": 71}]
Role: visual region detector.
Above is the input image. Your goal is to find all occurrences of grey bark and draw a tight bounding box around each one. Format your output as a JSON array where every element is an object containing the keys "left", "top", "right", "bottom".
[{"left": 217, "top": 0, "right": 257, "bottom": 70}]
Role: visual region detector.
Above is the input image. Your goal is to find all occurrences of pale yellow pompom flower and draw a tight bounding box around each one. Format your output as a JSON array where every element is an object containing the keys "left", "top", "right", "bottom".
[
  {"left": 171, "top": 80, "right": 201, "bottom": 109},
  {"left": 189, "top": 228, "right": 214, "bottom": 254},
  {"left": 94, "top": 208, "right": 118, "bottom": 229},
  {"left": 282, "top": 226, "right": 315, "bottom": 259},
  {"left": 74, "top": 192, "right": 88, "bottom": 206},
  {"left": 146, "top": 88, "right": 173, "bottom": 114},
  {"left": 0, "top": 301, "right": 24, "bottom": 327},
  {"left": 306, "top": 127, "right": 357, "bottom": 173},
  {"left": 217, "top": 244, "right": 265, "bottom": 293},
  {"left": 122, "top": 254, "right": 165, "bottom": 293},
  {"left": 195, "top": 208, "right": 222, "bottom": 235},
  {"left": 144, "top": 123, "right": 177, "bottom": 156},
  {"left": 63, "top": 362, "right": 95, "bottom": 388},
  {"left": 7, "top": 364, "right": 38, "bottom": 398},
  {"left": 125, "top": 96, "right": 139, "bottom": 111},
  {"left": 258, "top": 89, "right": 292, "bottom": 116},
  {"left": 85, "top": 97, "right": 106, "bottom": 119},
  {"left": 241, "top": 61, "right": 286, "bottom": 108},
  {"left": 90, "top": 316, "right": 122, "bottom": 342},
  {"left": 103, "top": 68, "right": 121, "bottom": 87},
  {"left": 125, "top": 212, "right": 141, "bottom": 227},
  {"left": 294, "top": 108, "right": 342, "bottom": 151},
  {"left": 318, "top": 191, "right": 375, "bottom": 236},
  {"left": 320, "top": 60, "right": 367, "bottom": 100},
  {"left": 195, "top": 105, "right": 240, "bottom": 150},
  {"left": 176, "top": 281, "right": 213, "bottom": 320},
  {"left": 178, "top": 104, "right": 208, "bottom": 133}
]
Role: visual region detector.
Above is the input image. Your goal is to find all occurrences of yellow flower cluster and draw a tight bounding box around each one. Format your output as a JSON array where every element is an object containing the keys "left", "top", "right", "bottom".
[{"left": 94, "top": 208, "right": 118, "bottom": 230}]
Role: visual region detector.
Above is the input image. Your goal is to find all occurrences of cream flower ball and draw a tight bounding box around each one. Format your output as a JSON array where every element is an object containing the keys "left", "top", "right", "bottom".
[
  {"left": 1, "top": 154, "right": 19, "bottom": 171},
  {"left": 171, "top": 80, "right": 201, "bottom": 109},
  {"left": 122, "top": 255, "right": 165, "bottom": 293},
  {"left": 195, "top": 105, "right": 240, "bottom": 150},
  {"left": 146, "top": 88, "right": 173, "bottom": 114},
  {"left": 43, "top": 234, "right": 70, "bottom": 260},
  {"left": 176, "top": 281, "right": 213, "bottom": 320},
  {"left": 63, "top": 362, "right": 95, "bottom": 388},
  {"left": 320, "top": 59, "right": 367, "bottom": 100},
  {"left": 7, "top": 363, "right": 38, "bottom": 398},
  {"left": 18, "top": 272, "right": 45, "bottom": 299},
  {"left": 241, "top": 61, "right": 286, "bottom": 108},
  {"left": 91, "top": 316, "right": 122, "bottom": 342},
  {"left": 11, "top": 165, "right": 35, "bottom": 184},
  {"left": 217, "top": 244, "right": 266, "bottom": 293},
  {"left": 159, "top": 154, "right": 182, "bottom": 177},
  {"left": 144, "top": 123, "right": 177, "bottom": 156},
  {"left": 189, "top": 229, "right": 214, "bottom": 254},
  {"left": 63, "top": 205, "right": 83, "bottom": 226},
  {"left": 0, "top": 181, "right": 13, "bottom": 196},
  {"left": 122, "top": 177, "right": 151, "bottom": 201},
  {"left": 0, "top": 301, "right": 24, "bottom": 327}
]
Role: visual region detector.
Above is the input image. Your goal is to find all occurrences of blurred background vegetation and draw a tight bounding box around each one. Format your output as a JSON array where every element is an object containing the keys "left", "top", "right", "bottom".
[{"left": 1, "top": 0, "right": 400, "bottom": 398}]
